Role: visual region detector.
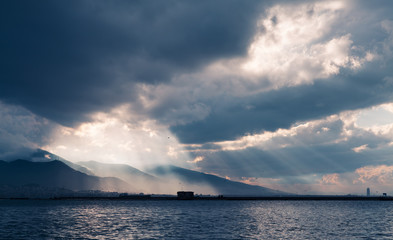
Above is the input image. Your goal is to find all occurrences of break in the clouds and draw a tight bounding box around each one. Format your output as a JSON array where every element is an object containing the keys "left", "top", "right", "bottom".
[{"left": 1, "top": 0, "right": 393, "bottom": 194}]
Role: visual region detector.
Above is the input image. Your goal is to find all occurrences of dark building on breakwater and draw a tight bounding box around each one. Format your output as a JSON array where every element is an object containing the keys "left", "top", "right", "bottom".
[{"left": 177, "top": 191, "right": 194, "bottom": 200}]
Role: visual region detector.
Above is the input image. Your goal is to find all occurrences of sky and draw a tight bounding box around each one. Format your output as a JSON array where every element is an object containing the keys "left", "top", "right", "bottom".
[{"left": 1, "top": 0, "right": 393, "bottom": 195}]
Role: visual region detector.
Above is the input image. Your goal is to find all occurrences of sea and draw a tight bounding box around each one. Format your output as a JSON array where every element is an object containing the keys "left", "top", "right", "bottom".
[{"left": 1, "top": 199, "right": 392, "bottom": 239}]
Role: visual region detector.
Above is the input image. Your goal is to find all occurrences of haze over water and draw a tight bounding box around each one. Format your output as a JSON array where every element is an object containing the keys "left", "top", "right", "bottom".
[{"left": 1, "top": 200, "right": 392, "bottom": 239}]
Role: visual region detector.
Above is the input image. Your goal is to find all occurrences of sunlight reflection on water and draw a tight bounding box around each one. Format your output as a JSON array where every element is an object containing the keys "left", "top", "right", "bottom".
[{"left": 1, "top": 200, "right": 393, "bottom": 239}]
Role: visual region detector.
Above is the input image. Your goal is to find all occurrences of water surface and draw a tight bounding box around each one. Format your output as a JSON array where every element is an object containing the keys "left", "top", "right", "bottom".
[{"left": 1, "top": 199, "right": 392, "bottom": 239}]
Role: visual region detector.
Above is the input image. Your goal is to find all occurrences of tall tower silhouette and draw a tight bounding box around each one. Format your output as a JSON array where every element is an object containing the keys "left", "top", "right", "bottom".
[{"left": 367, "top": 187, "right": 370, "bottom": 197}]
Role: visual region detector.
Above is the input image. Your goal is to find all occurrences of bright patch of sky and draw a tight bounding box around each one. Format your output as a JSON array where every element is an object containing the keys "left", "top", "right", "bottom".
[
  {"left": 356, "top": 104, "right": 393, "bottom": 128},
  {"left": 43, "top": 106, "right": 193, "bottom": 170}
]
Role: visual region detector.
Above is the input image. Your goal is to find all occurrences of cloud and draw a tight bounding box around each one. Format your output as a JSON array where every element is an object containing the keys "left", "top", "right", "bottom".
[
  {"left": 1, "top": 0, "right": 393, "bottom": 195},
  {"left": 0, "top": 102, "right": 56, "bottom": 160},
  {"left": 229, "top": 164, "right": 393, "bottom": 195},
  {"left": 170, "top": 68, "right": 393, "bottom": 143},
  {"left": 354, "top": 165, "right": 393, "bottom": 185},
  {"left": 242, "top": 2, "right": 370, "bottom": 87},
  {"left": 352, "top": 144, "right": 369, "bottom": 153},
  {"left": 320, "top": 173, "right": 340, "bottom": 185},
  {"left": 0, "top": 0, "right": 265, "bottom": 126},
  {"left": 42, "top": 106, "right": 193, "bottom": 170},
  {"left": 139, "top": 1, "right": 393, "bottom": 144},
  {"left": 1, "top": 0, "right": 392, "bottom": 144},
  {"left": 189, "top": 108, "right": 393, "bottom": 180},
  {"left": 314, "top": 164, "right": 393, "bottom": 195}
]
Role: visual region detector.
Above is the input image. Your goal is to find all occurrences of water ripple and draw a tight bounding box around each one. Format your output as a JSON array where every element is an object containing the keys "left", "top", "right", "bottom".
[{"left": 0, "top": 200, "right": 393, "bottom": 239}]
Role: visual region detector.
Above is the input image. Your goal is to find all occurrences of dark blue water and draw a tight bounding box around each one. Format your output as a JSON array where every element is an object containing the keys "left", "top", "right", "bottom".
[{"left": 1, "top": 200, "right": 393, "bottom": 239}]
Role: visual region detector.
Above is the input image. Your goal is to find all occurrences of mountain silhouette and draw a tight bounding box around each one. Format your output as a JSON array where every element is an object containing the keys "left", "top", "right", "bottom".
[
  {"left": 77, "top": 161, "right": 159, "bottom": 193},
  {"left": 77, "top": 161, "right": 287, "bottom": 195},
  {"left": 0, "top": 160, "right": 130, "bottom": 192},
  {"left": 29, "top": 149, "right": 95, "bottom": 175},
  {"left": 150, "top": 165, "right": 287, "bottom": 196},
  {"left": 2, "top": 149, "right": 288, "bottom": 196}
]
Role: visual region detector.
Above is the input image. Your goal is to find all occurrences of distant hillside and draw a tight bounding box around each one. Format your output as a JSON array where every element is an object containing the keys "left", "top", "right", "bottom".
[
  {"left": 3, "top": 149, "right": 287, "bottom": 196},
  {"left": 30, "top": 149, "right": 95, "bottom": 175},
  {"left": 150, "top": 165, "right": 287, "bottom": 196},
  {"left": 0, "top": 160, "right": 131, "bottom": 192},
  {"left": 77, "top": 161, "right": 159, "bottom": 193}
]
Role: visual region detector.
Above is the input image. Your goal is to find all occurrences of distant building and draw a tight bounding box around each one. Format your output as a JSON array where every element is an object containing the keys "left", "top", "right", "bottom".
[
  {"left": 177, "top": 191, "right": 194, "bottom": 200},
  {"left": 383, "top": 193, "right": 387, "bottom": 197},
  {"left": 367, "top": 187, "right": 370, "bottom": 197}
]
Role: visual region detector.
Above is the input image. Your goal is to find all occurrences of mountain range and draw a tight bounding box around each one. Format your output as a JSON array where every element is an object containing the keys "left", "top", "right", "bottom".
[
  {"left": 0, "top": 149, "right": 288, "bottom": 197},
  {"left": 0, "top": 159, "right": 130, "bottom": 192},
  {"left": 150, "top": 165, "right": 285, "bottom": 196}
]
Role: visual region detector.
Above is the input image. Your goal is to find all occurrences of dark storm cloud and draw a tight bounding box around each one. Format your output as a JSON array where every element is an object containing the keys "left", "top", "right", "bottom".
[
  {"left": 171, "top": 64, "right": 393, "bottom": 143},
  {"left": 0, "top": 0, "right": 265, "bottom": 125}
]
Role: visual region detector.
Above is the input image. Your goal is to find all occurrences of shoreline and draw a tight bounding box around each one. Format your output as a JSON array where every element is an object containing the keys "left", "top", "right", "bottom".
[{"left": 2, "top": 195, "right": 393, "bottom": 201}]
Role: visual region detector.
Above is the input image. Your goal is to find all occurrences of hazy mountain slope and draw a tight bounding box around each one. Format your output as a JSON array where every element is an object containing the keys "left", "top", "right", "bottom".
[
  {"left": 30, "top": 149, "right": 95, "bottom": 175},
  {"left": 77, "top": 161, "right": 160, "bottom": 193},
  {"left": 150, "top": 165, "right": 288, "bottom": 196},
  {"left": 4, "top": 148, "right": 288, "bottom": 195},
  {"left": 0, "top": 160, "right": 131, "bottom": 192}
]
